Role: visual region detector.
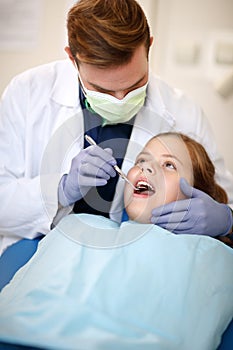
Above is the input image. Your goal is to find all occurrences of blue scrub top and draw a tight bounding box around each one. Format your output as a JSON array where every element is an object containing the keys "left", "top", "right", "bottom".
[{"left": 73, "top": 89, "right": 135, "bottom": 217}]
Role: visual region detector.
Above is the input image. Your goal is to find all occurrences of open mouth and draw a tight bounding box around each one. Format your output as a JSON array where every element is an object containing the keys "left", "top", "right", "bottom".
[{"left": 134, "top": 180, "right": 155, "bottom": 195}]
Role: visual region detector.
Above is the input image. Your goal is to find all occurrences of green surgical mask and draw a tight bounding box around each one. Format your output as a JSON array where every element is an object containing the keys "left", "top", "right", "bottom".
[{"left": 79, "top": 75, "right": 148, "bottom": 125}]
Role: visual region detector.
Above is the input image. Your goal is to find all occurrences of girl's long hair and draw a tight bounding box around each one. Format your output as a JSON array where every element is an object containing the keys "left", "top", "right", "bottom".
[{"left": 178, "top": 133, "right": 227, "bottom": 203}]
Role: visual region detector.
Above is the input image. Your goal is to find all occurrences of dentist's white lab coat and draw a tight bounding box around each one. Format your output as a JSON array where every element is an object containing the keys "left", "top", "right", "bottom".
[{"left": 0, "top": 59, "right": 233, "bottom": 254}]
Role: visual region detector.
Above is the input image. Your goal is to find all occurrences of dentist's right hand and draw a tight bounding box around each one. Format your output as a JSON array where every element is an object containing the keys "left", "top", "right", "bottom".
[{"left": 58, "top": 145, "right": 117, "bottom": 206}]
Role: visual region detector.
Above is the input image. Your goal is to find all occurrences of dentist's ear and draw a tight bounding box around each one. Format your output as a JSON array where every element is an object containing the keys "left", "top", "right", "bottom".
[
  {"left": 64, "top": 46, "right": 77, "bottom": 68},
  {"left": 149, "top": 36, "right": 154, "bottom": 47},
  {"left": 65, "top": 46, "right": 73, "bottom": 60}
]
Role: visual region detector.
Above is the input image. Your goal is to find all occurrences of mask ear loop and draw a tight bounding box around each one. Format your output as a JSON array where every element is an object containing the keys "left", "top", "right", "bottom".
[
  {"left": 73, "top": 58, "right": 92, "bottom": 111},
  {"left": 77, "top": 73, "right": 96, "bottom": 114},
  {"left": 73, "top": 57, "right": 78, "bottom": 70},
  {"left": 72, "top": 57, "right": 86, "bottom": 95},
  {"left": 78, "top": 75, "right": 87, "bottom": 98},
  {"left": 73, "top": 58, "right": 99, "bottom": 116}
]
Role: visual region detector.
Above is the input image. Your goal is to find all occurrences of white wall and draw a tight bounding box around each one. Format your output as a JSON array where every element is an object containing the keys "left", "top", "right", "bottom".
[
  {"left": 0, "top": 0, "right": 68, "bottom": 95},
  {"left": 153, "top": 0, "right": 233, "bottom": 173},
  {"left": 0, "top": 0, "right": 232, "bottom": 174}
]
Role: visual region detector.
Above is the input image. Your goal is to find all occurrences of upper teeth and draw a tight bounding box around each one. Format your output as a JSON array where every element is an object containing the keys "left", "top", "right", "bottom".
[{"left": 135, "top": 180, "right": 154, "bottom": 192}]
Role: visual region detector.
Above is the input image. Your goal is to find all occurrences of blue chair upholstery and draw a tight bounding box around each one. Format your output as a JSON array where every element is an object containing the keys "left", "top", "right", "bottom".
[
  {"left": 217, "top": 318, "right": 233, "bottom": 349},
  {"left": 0, "top": 341, "right": 42, "bottom": 349},
  {"left": 0, "top": 236, "right": 43, "bottom": 291}
]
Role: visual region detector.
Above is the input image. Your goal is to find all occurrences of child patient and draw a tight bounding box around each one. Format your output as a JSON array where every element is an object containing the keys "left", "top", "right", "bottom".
[
  {"left": 0, "top": 132, "right": 232, "bottom": 350},
  {"left": 125, "top": 132, "right": 227, "bottom": 221}
]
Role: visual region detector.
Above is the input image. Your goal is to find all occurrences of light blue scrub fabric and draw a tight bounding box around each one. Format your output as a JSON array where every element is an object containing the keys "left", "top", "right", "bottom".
[{"left": 0, "top": 214, "right": 233, "bottom": 350}]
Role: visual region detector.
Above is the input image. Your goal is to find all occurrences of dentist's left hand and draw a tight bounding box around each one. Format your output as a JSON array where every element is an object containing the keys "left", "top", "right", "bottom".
[
  {"left": 58, "top": 145, "right": 117, "bottom": 206},
  {"left": 151, "top": 178, "right": 232, "bottom": 237}
]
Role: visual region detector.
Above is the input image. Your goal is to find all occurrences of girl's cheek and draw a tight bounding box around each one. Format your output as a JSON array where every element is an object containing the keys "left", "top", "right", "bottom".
[{"left": 127, "top": 167, "right": 138, "bottom": 181}]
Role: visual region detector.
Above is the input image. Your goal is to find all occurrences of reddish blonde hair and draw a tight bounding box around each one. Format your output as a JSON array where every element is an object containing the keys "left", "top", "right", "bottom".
[{"left": 67, "top": 0, "right": 151, "bottom": 67}]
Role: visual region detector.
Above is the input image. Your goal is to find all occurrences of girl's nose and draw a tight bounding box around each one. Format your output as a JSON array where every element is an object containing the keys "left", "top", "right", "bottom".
[{"left": 138, "top": 164, "right": 154, "bottom": 174}]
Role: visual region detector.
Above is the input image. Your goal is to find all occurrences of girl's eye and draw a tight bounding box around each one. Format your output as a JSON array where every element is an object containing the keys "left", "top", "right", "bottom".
[
  {"left": 135, "top": 158, "right": 145, "bottom": 165},
  {"left": 164, "top": 161, "right": 177, "bottom": 170}
]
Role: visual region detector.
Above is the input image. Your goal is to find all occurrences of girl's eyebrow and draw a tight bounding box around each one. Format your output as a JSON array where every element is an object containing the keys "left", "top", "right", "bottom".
[
  {"left": 161, "top": 154, "right": 183, "bottom": 165},
  {"left": 136, "top": 152, "right": 184, "bottom": 166},
  {"left": 136, "top": 151, "right": 151, "bottom": 158}
]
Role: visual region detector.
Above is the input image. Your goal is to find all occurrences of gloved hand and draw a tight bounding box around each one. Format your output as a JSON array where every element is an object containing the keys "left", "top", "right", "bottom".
[
  {"left": 58, "top": 145, "right": 116, "bottom": 206},
  {"left": 151, "top": 178, "right": 233, "bottom": 237}
]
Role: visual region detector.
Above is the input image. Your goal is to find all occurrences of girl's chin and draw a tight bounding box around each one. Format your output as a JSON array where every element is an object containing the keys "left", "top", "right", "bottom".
[
  {"left": 132, "top": 217, "right": 151, "bottom": 224},
  {"left": 127, "top": 211, "right": 151, "bottom": 224}
]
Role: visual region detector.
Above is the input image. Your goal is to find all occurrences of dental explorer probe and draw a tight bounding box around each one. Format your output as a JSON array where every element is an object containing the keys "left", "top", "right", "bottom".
[{"left": 85, "top": 134, "right": 137, "bottom": 190}]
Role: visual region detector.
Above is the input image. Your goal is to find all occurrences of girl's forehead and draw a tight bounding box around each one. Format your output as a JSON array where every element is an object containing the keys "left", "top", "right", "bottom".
[
  {"left": 144, "top": 135, "right": 192, "bottom": 164},
  {"left": 146, "top": 135, "right": 180, "bottom": 151}
]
